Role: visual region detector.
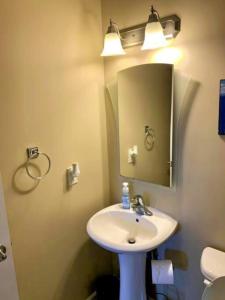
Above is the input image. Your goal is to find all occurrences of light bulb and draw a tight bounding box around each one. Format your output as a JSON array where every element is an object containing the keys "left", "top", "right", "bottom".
[
  {"left": 141, "top": 21, "right": 166, "bottom": 50},
  {"left": 101, "top": 32, "right": 125, "bottom": 56}
]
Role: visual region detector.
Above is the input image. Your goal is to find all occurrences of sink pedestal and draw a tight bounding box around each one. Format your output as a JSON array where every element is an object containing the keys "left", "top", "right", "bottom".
[
  {"left": 87, "top": 204, "right": 177, "bottom": 299},
  {"left": 119, "top": 253, "right": 147, "bottom": 300}
]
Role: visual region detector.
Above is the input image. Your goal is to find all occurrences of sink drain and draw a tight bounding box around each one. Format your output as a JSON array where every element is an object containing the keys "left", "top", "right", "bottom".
[{"left": 128, "top": 238, "right": 136, "bottom": 244}]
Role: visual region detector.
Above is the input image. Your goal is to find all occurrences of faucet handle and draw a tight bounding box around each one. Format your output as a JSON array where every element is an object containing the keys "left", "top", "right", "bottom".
[
  {"left": 132, "top": 195, "right": 144, "bottom": 206},
  {"left": 132, "top": 195, "right": 153, "bottom": 216}
]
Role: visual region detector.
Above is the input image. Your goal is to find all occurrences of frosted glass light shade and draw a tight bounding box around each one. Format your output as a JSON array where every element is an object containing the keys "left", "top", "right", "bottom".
[
  {"left": 101, "top": 32, "right": 125, "bottom": 57},
  {"left": 141, "top": 21, "right": 166, "bottom": 50}
]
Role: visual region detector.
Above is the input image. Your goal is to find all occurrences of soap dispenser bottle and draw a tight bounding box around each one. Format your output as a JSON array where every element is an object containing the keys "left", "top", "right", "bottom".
[{"left": 122, "top": 182, "right": 130, "bottom": 209}]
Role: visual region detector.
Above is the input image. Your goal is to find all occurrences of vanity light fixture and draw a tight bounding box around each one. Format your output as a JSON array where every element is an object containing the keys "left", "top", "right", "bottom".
[
  {"left": 101, "top": 6, "right": 181, "bottom": 56},
  {"left": 101, "top": 19, "right": 126, "bottom": 56}
]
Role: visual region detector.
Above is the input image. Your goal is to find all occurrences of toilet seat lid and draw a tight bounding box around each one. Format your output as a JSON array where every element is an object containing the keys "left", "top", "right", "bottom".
[
  {"left": 201, "top": 247, "right": 225, "bottom": 281},
  {"left": 202, "top": 276, "right": 225, "bottom": 300}
]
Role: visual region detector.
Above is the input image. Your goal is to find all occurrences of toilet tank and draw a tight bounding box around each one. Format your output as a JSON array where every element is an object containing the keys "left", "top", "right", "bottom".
[{"left": 201, "top": 247, "right": 225, "bottom": 282}]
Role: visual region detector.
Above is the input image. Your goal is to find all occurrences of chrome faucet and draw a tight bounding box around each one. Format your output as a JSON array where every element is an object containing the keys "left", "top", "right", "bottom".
[{"left": 131, "top": 195, "right": 153, "bottom": 216}]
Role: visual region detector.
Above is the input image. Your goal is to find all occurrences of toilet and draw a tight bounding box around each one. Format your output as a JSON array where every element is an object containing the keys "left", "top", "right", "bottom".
[{"left": 201, "top": 247, "right": 225, "bottom": 300}]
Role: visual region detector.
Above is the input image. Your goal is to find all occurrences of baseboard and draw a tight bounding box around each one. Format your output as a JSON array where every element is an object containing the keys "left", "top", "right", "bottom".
[{"left": 86, "top": 291, "right": 97, "bottom": 300}]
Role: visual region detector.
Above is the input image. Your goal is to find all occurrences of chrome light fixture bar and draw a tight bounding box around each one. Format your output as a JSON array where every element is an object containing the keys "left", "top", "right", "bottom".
[
  {"left": 120, "top": 14, "right": 181, "bottom": 49},
  {"left": 100, "top": 6, "right": 181, "bottom": 56}
]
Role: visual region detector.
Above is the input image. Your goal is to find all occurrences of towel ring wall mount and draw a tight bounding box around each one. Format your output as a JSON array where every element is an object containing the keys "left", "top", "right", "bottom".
[{"left": 25, "top": 147, "right": 51, "bottom": 180}]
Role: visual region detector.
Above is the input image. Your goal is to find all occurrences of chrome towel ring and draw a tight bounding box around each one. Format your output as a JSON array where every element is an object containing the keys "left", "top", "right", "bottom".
[
  {"left": 25, "top": 147, "right": 51, "bottom": 180},
  {"left": 144, "top": 126, "right": 155, "bottom": 151}
]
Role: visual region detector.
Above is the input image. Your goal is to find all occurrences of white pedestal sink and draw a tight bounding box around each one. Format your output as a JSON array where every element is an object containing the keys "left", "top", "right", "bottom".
[{"left": 87, "top": 204, "right": 177, "bottom": 300}]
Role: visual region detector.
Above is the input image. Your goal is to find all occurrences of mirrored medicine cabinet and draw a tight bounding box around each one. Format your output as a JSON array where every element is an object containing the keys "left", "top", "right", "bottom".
[{"left": 114, "top": 63, "right": 174, "bottom": 187}]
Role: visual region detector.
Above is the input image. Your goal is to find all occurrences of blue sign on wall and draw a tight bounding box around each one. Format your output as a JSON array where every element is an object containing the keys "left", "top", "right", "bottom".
[{"left": 218, "top": 79, "right": 225, "bottom": 135}]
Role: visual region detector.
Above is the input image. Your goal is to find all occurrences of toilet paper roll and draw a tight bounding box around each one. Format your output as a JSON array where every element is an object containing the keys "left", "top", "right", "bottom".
[{"left": 151, "top": 260, "right": 174, "bottom": 284}]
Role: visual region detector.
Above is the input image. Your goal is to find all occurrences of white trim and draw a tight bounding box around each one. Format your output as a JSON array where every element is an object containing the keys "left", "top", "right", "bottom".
[
  {"left": 86, "top": 291, "right": 97, "bottom": 300},
  {"left": 0, "top": 174, "right": 20, "bottom": 300}
]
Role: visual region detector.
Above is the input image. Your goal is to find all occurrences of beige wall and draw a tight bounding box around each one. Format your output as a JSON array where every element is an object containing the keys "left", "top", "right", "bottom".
[
  {"left": 0, "top": 1, "right": 112, "bottom": 300},
  {"left": 102, "top": 0, "right": 225, "bottom": 299}
]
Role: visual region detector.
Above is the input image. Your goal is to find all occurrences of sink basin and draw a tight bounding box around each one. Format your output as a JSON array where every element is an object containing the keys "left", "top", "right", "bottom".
[
  {"left": 87, "top": 204, "right": 177, "bottom": 300},
  {"left": 87, "top": 204, "right": 177, "bottom": 253}
]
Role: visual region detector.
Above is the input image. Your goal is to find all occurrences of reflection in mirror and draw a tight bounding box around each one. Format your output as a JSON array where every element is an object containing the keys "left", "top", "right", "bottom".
[{"left": 117, "top": 63, "right": 173, "bottom": 187}]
